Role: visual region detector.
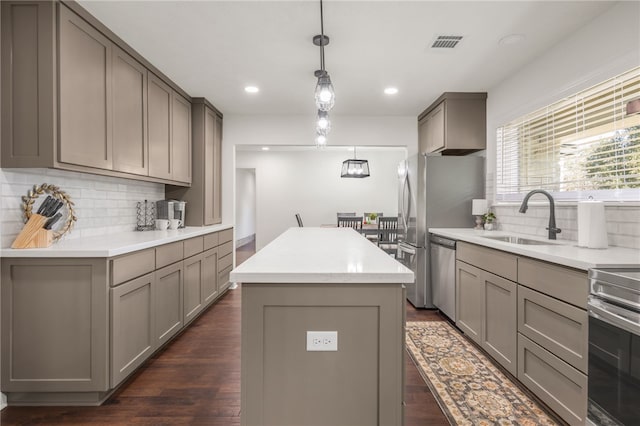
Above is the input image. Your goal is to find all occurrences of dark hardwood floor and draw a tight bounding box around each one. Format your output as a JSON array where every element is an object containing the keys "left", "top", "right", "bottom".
[{"left": 1, "top": 240, "right": 448, "bottom": 425}]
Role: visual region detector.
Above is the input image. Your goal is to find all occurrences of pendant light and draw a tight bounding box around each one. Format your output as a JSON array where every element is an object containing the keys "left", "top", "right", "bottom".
[
  {"left": 313, "top": 0, "right": 335, "bottom": 112},
  {"left": 316, "top": 110, "right": 331, "bottom": 136},
  {"left": 341, "top": 147, "right": 370, "bottom": 178}
]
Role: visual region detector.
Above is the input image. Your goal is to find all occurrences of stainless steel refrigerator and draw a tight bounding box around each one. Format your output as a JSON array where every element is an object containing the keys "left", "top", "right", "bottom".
[{"left": 397, "top": 154, "right": 484, "bottom": 308}]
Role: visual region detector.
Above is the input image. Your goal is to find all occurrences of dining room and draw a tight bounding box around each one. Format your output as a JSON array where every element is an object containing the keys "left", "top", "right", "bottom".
[{"left": 235, "top": 145, "right": 406, "bottom": 250}]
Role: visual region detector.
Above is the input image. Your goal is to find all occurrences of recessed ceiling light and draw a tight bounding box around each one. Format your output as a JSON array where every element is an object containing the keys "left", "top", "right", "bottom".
[
  {"left": 261, "top": 147, "right": 270, "bottom": 151},
  {"left": 245, "top": 86, "right": 259, "bottom": 93},
  {"left": 384, "top": 87, "right": 399, "bottom": 95},
  {"left": 499, "top": 34, "right": 525, "bottom": 46}
]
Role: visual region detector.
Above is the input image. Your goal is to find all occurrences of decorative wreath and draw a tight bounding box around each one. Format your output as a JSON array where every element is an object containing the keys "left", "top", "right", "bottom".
[{"left": 21, "top": 183, "right": 77, "bottom": 241}]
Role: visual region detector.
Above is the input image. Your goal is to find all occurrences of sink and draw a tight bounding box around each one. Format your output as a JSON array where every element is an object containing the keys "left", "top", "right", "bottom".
[{"left": 482, "top": 235, "right": 560, "bottom": 245}]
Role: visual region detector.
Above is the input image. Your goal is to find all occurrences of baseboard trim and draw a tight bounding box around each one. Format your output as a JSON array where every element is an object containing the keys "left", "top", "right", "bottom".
[
  {"left": 236, "top": 234, "right": 255, "bottom": 248},
  {"left": 1, "top": 392, "right": 7, "bottom": 410}
]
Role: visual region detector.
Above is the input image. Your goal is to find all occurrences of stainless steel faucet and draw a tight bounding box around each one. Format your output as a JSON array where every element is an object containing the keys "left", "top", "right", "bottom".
[{"left": 518, "top": 190, "right": 562, "bottom": 240}]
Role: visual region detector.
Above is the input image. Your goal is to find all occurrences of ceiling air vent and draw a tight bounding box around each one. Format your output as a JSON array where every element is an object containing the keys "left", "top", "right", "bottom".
[{"left": 431, "top": 35, "right": 463, "bottom": 49}]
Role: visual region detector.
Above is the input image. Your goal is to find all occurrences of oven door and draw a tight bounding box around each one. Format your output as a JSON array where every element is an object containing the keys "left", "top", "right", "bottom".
[{"left": 588, "top": 296, "right": 640, "bottom": 425}]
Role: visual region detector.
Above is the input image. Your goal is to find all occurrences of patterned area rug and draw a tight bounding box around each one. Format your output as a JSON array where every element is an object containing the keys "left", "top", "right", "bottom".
[{"left": 406, "top": 321, "right": 558, "bottom": 426}]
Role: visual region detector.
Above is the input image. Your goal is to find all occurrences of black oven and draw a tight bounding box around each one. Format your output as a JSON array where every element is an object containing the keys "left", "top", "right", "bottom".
[{"left": 588, "top": 269, "right": 640, "bottom": 426}]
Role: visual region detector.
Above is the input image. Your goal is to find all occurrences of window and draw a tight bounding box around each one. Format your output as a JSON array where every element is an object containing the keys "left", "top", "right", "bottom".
[{"left": 496, "top": 67, "right": 640, "bottom": 202}]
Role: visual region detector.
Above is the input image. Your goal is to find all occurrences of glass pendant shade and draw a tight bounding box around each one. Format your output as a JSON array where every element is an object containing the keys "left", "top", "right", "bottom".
[
  {"left": 315, "top": 74, "right": 335, "bottom": 111},
  {"left": 316, "top": 111, "right": 331, "bottom": 136},
  {"left": 315, "top": 133, "right": 327, "bottom": 148},
  {"left": 341, "top": 159, "right": 370, "bottom": 178}
]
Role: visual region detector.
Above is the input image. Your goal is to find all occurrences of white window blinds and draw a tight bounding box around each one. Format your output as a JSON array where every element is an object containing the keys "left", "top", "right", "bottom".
[{"left": 496, "top": 67, "right": 640, "bottom": 201}]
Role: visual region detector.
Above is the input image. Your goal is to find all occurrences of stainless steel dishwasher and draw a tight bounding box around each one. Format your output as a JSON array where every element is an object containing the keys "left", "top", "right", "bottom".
[{"left": 430, "top": 234, "right": 457, "bottom": 321}]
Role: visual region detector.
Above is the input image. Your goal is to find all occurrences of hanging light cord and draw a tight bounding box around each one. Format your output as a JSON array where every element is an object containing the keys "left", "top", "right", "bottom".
[{"left": 319, "top": 0, "right": 325, "bottom": 72}]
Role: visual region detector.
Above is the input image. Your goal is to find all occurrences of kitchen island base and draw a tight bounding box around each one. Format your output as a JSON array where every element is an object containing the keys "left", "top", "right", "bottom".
[{"left": 241, "top": 282, "right": 405, "bottom": 426}]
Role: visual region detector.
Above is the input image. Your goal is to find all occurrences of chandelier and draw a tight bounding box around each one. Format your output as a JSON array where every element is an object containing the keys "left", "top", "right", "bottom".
[
  {"left": 313, "top": 0, "right": 335, "bottom": 148},
  {"left": 341, "top": 147, "right": 370, "bottom": 178}
]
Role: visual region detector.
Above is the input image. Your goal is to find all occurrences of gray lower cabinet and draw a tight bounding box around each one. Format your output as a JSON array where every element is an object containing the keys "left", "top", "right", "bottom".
[
  {"left": 483, "top": 272, "right": 517, "bottom": 376},
  {"left": 518, "top": 334, "right": 587, "bottom": 425},
  {"left": 456, "top": 260, "right": 483, "bottom": 344},
  {"left": 1, "top": 229, "right": 232, "bottom": 405},
  {"left": 184, "top": 253, "right": 204, "bottom": 324},
  {"left": 456, "top": 259, "right": 517, "bottom": 375},
  {"left": 517, "top": 285, "right": 588, "bottom": 373},
  {"left": 202, "top": 248, "right": 219, "bottom": 304},
  {"left": 1, "top": 258, "right": 109, "bottom": 397},
  {"left": 154, "top": 262, "right": 184, "bottom": 347},
  {"left": 111, "top": 272, "right": 155, "bottom": 388},
  {"left": 454, "top": 241, "right": 589, "bottom": 425}
]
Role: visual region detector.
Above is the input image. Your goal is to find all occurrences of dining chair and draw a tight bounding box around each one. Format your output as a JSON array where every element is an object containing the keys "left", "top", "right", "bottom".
[
  {"left": 336, "top": 212, "right": 356, "bottom": 225},
  {"left": 337, "top": 216, "right": 363, "bottom": 230},
  {"left": 295, "top": 213, "right": 303, "bottom": 227},
  {"left": 378, "top": 217, "right": 398, "bottom": 256}
]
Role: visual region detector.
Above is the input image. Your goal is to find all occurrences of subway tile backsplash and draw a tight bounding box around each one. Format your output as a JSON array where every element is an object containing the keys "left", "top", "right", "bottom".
[
  {"left": 493, "top": 204, "right": 640, "bottom": 250},
  {"left": 0, "top": 169, "right": 164, "bottom": 248}
]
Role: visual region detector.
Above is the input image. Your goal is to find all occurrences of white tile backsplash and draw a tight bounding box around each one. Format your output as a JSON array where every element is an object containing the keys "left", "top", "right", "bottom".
[
  {"left": 0, "top": 168, "right": 164, "bottom": 248},
  {"left": 492, "top": 203, "right": 640, "bottom": 249}
]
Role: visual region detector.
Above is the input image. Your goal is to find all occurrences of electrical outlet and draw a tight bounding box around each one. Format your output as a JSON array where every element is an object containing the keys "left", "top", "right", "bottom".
[{"left": 306, "top": 331, "right": 338, "bottom": 351}]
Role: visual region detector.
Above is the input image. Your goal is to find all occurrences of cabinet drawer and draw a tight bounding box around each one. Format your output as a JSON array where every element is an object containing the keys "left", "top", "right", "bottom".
[
  {"left": 517, "top": 334, "right": 587, "bottom": 425},
  {"left": 218, "top": 265, "right": 232, "bottom": 291},
  {"left": 218, "top": 253, "right": 233, "bottom": 271},
  {"left": 218, "top": 241, "right": 233, "bottom": 258},
  {"left": 111, "top": 248, "right": 155, "bottom": 286},
  {"left": 457, "top": 242, "right": 517, "bottom": 281},
  {"left": 156, "top": 241, "right": 184, "bottom": 269},
  {"left": 219, "top": 228, "right": 233, "bottom": 244},
  {"left": 184, "top": 236, "right": 204, "bottom": 258},
  {"left": 204, "top": 232, "right": 219, "bottom": 250},
  {"left": 517, "top": 285, "right": 587, "bottom": 373},
  {"left": 518, "top": 257, "right": 587, "bottom": 308}
]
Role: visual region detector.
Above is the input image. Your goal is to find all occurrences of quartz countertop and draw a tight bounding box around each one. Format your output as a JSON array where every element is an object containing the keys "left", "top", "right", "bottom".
[
  {"left": 1, "top": 224, "right": 233, "bottom": 258},
  {"left": 429, "top": 228, "right": 640, "bottom": 270},
  {"left": 230, "top": 227, "right": 414, "bottom": 284}
]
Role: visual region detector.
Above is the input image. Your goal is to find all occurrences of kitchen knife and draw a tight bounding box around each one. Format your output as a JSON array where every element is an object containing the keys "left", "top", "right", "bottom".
[
  {"left": 44, "top": 213, "right": 62, "bottom": 230},
  {"left": 37, "top": 196, "right": 53, "bottom": 215},
  {"left": 47, "top": 200, "right": 64, "bottom": 217}
]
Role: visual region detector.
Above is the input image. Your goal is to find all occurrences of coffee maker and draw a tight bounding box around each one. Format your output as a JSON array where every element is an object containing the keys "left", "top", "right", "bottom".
[
  {"left": 173, "top": 201, "right": 186, "bottom": 228},
  {"left": 156, "top": 200, "right": 175, "bottom": 221}
]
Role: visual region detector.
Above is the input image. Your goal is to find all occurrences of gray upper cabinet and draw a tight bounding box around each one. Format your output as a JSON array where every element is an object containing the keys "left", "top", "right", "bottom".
[
  {"left": 166, "top": 98, "right": 223, "bottom": 225},
  {"left": 58, "top": 4, "right": 113, "bottom": 170},
  {"left": 1, "top": 1, "right": 192, "bottom": 186},
  {"left": 112, "top": 46, "right": 148, "bottom": 175},
  {"left": 171, "top": 92, "right": 192, "bottom": 184},
  {"left": 418, "top": 93, "right": 487, "bottom": 155},
  {"left": 148, "top": 74, "right": 173, "bottom": 180}
]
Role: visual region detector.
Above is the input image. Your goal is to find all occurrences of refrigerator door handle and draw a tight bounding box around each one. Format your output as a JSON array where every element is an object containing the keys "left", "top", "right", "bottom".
[
  {"left": 402, "top": 174, "right": 412, "bottom": 232},
  {"left": 398, "top": 242, "right": 416, "bottom": 256}
]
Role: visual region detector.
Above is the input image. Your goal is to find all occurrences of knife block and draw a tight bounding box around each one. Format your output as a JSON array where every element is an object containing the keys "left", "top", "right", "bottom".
[
  {"left": 25, "top": 229, "right": 53, "bottom": 248},
  {"left": 11, "top": 214, "right": 49, "bottom": 249}
]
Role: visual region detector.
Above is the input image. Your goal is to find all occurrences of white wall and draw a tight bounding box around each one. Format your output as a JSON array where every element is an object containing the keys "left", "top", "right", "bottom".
[
  {"left": 485, "top": 1, "right": 640, "bottom": 248},
  {"left": 235, "top": 168, "right": 256, "bottom": 242},
  {"left": 236, "top": 148, "right": 406, "bottom": 249},
  {"left": 222, "top": 115, "right": 417, "bottom": 229}
]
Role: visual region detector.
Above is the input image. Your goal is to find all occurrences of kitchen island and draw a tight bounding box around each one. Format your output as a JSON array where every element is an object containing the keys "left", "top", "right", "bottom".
[{"left": 230, "top": 227, "right": 413, "bottom": 426}]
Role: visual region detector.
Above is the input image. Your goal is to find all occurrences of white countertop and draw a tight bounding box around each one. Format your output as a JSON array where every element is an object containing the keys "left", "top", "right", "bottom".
[
  {"left": 1, "top": 224, "right": 233, "bottom": 258},
  {"left": 429, "top": 228, "right": 640, "bottom": 270},
  {"left": 230, "top": 227, "right": 414, "bottom": 284}
]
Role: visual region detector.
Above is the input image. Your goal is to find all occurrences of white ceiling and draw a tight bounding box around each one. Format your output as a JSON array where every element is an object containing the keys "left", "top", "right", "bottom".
[{"left": 79, "top": 1, "right": 615, "bottom": 116}]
